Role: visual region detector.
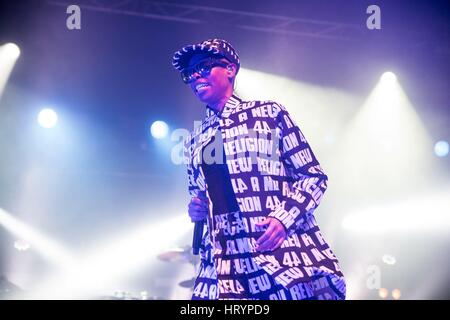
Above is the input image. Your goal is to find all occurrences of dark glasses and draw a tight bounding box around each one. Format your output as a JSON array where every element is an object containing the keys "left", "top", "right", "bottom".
[{"left": 181, "top": 58, "right": 229, "bottom": 84}]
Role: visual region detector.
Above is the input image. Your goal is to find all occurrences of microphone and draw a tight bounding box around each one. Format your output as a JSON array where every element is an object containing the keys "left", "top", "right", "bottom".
[
  {"left": 192, "top": 219, "right": 205, "bottom": 255},
  {"left": 192, "top": 190, "right": 207, "bottom": 255}
]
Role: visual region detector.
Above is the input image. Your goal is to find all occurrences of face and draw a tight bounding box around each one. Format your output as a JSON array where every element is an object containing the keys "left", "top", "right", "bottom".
[{"left": 185, "top": 53, "right": 236, "bottom": 106}]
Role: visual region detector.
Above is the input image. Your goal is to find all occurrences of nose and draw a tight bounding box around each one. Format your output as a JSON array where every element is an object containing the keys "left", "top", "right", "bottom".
[
  {"left": 188, "top": 71, "right": 202, "bottom": 85},
  {"left": 191, "top": 71, "right": 201, "bottom": 80}
]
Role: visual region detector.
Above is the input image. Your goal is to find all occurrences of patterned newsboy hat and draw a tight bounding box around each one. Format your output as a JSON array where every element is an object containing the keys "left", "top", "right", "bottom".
[{"left": 172, "top": 38, "right": 240, "bottom": 72}]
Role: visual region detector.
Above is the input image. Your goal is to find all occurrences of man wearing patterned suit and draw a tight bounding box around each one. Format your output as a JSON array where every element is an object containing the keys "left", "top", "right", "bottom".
[{"left": 172, "top": 39, "right": 346, "bottom": 300}]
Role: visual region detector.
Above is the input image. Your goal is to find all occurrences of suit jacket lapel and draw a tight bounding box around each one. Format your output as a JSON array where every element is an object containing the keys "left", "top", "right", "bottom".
[{"left": 190, "top": 94, "right": 243, "bottom": 167}]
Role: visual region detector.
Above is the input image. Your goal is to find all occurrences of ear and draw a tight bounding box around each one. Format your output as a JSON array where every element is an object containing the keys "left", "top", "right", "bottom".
[{"left": 226, "top": 64, "right": 237, "bottom": 78}]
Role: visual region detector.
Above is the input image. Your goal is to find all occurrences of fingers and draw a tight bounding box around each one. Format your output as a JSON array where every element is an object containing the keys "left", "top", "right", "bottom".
[
  {"left": 191, "top": 194, "right": 208, "bottom": 208},
  {"left": 188, "top": 195, "right": 208, "bottom": 222},
  {"left": 256, "top": 218, "right": 287, "bottom": 252},
  {"left": 257, "top": 231, "right": 278, "bottom": 252},
  {"left": 188, "top": 207, "right": 207, "bottom": 222},
  {"left": 189, "top": 202, "right": 207, "bottom": 211},
  {"left": 188, "top": 206, "right": 208, "bottom": 214},
  {"left": 256, "top": 221, "right": 276, "bottom": 245},
  {"left": 188, "top": 197, "right": 209, "bottom": 218},
  {"left": 257, "top": 230, "right": 278, "bottom": 252},
  {"left": 191, "top": 197, "right": 208, "bottom": 206},
  {"left": 271, "top": 237, "right": 285, "bottom": 251}
]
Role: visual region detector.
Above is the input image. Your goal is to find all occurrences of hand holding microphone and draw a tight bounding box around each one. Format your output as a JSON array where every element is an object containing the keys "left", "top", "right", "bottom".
[
  {"left": 188, "top": 191, "right": 209, "bottom": 222},
  {"left": 189, "top": 191, "right": 208, "bottom": 255}
]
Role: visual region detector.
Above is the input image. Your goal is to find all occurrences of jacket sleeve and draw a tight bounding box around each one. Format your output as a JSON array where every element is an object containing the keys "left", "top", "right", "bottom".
[
  {"left": 268, "top": 104, "right": 329, "bottom": 235},
  {"left": 183, "top": 133, "right": 202, "bottom": 198},
  {"left": 184, "top": 133, "right": 213, "bottom": 264}
]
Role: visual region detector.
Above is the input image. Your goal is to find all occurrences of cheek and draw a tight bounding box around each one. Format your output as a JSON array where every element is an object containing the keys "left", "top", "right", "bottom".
[{"left": 209, "top": 70, "right": 229, "bottom": 91}]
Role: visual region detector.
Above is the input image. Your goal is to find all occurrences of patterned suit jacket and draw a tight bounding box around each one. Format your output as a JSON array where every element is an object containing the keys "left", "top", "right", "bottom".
[{"left": 183, "top": 94, "right": 345, "bottom": 293}]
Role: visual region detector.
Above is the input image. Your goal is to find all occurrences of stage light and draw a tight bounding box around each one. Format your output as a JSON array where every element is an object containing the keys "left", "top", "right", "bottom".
[
  {"left": 434, "top": 140, "right": 449, "bottom": 157},
  {"left": 380, "top": 71, "right": 397, "bottom": 84},
  {"left": 14, "top": 240, "right": 31, "bottom": 252},
  {"left": 3, "top": 43, "right": 21, "bottom": 60},
  {"left": 0, "top": 43, "right": 21, "bottom": 100},
  {"left": 25, "top": 214, "right": 191, "bottom": 299},
  {"left": 392, "top": 289, "right": 401, "bottom": 300},
  {"left": 114, "top": 291, "right": 125, "bottom": 299},
  {"left": 150, "top": 120, "right": 169, "bottom": 139},
  {"left": 341, "top": 188, "right": 450, "bottom": 233},
  {"left": 38, "top": 108, "right": 58, "bottom": 128},
  {"left": 140, "top": 291, "right": 148, "bottom": 300},
  {"left": 335, "top": 64, "right": 437, "bottom": 215},
  {"left": 378, "top": 288, "right": 389, "bottom": 299},
  {"left": 235, "top": 67, "right": 360, "bottom": 159},
  {"left": 0, "top": 208, "right": 74, "bottom": 268},
  {"left": 382, "top": 254, "right": 396, "bottom": 265}
]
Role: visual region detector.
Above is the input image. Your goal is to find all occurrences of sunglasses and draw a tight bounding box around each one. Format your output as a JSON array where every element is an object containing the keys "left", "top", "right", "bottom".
[{"left": 181, "top": 58, "right": 229, "bottom": 84}]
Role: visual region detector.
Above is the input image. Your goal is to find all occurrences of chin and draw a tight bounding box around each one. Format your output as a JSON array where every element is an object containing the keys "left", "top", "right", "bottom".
[{"left": 196, "top": 93, "right": 212, "bottom": 104}]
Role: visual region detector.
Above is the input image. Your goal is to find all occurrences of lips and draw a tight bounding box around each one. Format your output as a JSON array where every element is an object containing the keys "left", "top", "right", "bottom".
[{"left": 194, "top": 82, "right": 210, "bottom": 93}]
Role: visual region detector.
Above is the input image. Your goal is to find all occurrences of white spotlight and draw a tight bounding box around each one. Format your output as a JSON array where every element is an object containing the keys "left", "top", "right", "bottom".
[
  {"left": 392, "top": 289, "right": 401, "bottom": 300},
  {"left": 3, "top": 43, "right": 21, "bottom": 60},
  {"left": 380, "top": 71, "right": 397, "bottom": 84},
  {"left": 14, "top": 239, "right": 31, "bottom": 251},
  {"left": 150, "top": 120, "right": 169, "bottom": 139},
  {"left": 0, "top": 208, "right": 74, "bottom": 268},
  {"left": 0, "top": 43, "right": 21, "bottom": 100},
  {"left": 378, "top": 288, "right": 389, "bottom": 299},
  {"left": 27, "top": 214, "right": 190, "bottom": 299},
  {"left": 38, "top": 108, "right": 58, "bottom": 128},
  {"left": 382, "top": 254, "right": 396, "bottom": 265},
  {"left": 341, "top": 189, "right": 450, "bottom": 234},
  {"left": 434, "top": 140, "right": 449, "bottom": 157}
]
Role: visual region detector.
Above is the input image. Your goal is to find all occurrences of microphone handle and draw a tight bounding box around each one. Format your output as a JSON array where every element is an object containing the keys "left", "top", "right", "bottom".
[{"left": 192, "top": 220, "right": 205, "bottom": 255}]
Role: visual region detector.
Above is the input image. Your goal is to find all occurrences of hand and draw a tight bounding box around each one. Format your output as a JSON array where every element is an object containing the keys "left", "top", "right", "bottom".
[
  {"left": 256, "top": 217, "right": 287, "bottom": 252},
  {"left": 188, "top": 191, "right": 209, "bottom": 222}
]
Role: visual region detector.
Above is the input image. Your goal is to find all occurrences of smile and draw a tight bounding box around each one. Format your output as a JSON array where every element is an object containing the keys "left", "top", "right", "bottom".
[{"left": 195, "top": 83, "right": 209, "bottom": 92}]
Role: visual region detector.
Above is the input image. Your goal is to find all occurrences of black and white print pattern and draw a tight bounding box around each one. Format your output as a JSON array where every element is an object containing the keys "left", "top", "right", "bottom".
[
  {"left": 183, "top": 94, "right": 346, "bottom": 300},
  {"left": 172, "top": 38, "right": 240, "bottom": 71}
]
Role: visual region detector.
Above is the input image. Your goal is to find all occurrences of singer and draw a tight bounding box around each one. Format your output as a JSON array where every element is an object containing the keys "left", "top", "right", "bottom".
[{"left": 173, "top": 39, "right": 346, "bottom": 300}]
